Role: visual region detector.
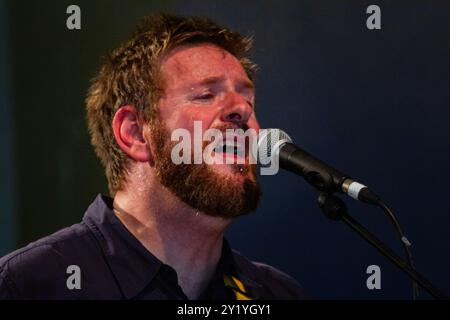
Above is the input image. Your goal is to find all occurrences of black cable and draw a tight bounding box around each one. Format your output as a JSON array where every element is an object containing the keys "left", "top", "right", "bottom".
[{"left": 376, "top": 200, "right": 420, "bottom": 300}]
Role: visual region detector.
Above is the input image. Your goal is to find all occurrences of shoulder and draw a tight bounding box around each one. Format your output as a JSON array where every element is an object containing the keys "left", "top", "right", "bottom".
[
  {"left": 0, "top": 222, "right": 93, "bottom": 269},
  {"left": 231, "top": 249, "right": 307, "bottom": 300},
  {"left": 0, "top": 222, "right": 103, "bottom": 299}
]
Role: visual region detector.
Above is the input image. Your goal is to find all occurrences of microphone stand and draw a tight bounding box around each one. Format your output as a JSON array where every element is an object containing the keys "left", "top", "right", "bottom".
[{"left": 317, "top": 192, "right": 448, "bottom": 300}]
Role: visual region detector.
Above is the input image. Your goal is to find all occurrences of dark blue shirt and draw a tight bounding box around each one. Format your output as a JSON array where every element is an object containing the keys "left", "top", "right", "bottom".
[{"left": 0, "top": 194, "right": 305, "bottom": 300}]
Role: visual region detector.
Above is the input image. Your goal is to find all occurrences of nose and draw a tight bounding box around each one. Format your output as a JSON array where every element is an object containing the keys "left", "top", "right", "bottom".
[{"left": 220, "top": 92, "right": 253, "bottom": 127}]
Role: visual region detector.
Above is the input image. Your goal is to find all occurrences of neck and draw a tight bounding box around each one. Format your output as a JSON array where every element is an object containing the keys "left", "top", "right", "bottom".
[{"left": 113, "top": 173, "right": 232, "bottom": 299}]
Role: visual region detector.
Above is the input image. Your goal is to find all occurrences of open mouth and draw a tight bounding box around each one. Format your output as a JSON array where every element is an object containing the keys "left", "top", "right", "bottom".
[{"left": 213, "top": 134, "right": 246, "bottom": 162}]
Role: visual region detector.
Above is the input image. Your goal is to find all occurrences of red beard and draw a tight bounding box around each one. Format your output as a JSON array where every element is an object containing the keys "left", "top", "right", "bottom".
[{"left": 150, "top": 119, "right": 261, "bottom": 218}]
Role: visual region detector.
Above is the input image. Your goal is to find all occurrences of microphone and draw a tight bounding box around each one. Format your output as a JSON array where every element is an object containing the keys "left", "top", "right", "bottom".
[{"left": 253, "top": 128, "right": 380, "bottom": 205}]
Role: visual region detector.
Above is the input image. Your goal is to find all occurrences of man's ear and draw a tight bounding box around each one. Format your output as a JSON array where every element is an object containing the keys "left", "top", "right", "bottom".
[{"left": 112, "top": 105, "right": 153, "bottom": 163}]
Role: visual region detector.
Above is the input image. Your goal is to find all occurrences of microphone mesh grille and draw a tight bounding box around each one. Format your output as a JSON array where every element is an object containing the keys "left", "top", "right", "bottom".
[{"left": 257, "top": 129, "right": 292, "bottom": 163}]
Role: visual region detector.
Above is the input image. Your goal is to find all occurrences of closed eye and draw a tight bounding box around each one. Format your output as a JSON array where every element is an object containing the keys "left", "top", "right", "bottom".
[{"left": 195, "top": 93, "right": 215, "bottom": 101}]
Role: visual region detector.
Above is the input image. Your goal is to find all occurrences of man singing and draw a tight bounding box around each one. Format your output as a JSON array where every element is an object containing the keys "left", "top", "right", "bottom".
[{"left": 0, "top": 13, "right": 304, "bottom": 300}]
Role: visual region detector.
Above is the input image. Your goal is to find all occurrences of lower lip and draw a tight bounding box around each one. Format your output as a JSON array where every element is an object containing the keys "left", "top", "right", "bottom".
[{"left": 215, "top": 152, "right": 246, "bottom": 163}]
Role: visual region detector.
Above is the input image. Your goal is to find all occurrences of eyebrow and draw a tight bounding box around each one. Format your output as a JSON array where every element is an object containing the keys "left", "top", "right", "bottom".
[{"left": 193, "top": 76, "right": 255, "bottom": 92}]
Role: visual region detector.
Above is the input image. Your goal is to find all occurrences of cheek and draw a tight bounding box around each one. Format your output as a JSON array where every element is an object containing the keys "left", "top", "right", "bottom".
[
  {"left": 248, "top": 116, "right": 261, "bottom": 133},
  {"left": 166, "top": 107, "right": 217, "bottom": 137}
]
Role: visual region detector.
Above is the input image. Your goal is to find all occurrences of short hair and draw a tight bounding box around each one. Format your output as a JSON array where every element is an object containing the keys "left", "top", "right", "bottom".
[{"left": 86, "top": 13, "right": 257, "bottom": 195}]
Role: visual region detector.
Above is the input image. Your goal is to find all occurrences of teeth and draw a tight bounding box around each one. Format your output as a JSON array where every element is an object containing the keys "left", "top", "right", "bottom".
[{"left": 215, "top": 139, "right": 245, "bottom": 157}]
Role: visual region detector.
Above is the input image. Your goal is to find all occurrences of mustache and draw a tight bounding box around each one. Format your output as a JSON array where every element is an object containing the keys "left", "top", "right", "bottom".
[
  {"left": 210, "top": 123, "right": 250, "bottom": 132},
  {"left": 162, "top": 123, "right": 252, "bottom": 150}
]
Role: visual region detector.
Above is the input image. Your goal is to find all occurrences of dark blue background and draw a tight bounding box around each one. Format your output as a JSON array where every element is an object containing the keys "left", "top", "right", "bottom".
[{"left": 1, "top": 0, "right": 449, "bottom": 299}]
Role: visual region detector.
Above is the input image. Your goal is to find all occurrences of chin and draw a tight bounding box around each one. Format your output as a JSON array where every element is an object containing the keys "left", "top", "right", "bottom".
[{"left": 210, "top": 163, "right": 255, "bottom": 181}]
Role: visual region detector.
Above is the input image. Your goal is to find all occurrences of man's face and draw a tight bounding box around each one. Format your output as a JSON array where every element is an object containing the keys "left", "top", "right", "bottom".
[{"left": 150, "top": 43, "right": 261, "bottom": 218}]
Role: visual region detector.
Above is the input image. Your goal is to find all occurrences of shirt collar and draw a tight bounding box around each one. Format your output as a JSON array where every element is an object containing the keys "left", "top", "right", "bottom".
[
  {"left": 82, "top": 194, "right": 163, "bottom": 299},
  {"left": 217, "top": 239, "right": 264, "bottom": 300},
  {"left": 82, "top": 194, "right": 263, "bottom": 300}
]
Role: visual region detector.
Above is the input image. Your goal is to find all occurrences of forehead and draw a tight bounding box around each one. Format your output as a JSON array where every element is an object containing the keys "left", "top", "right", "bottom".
[{"left": 159, "top": 43, "right": 250, "bottom": 87}]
